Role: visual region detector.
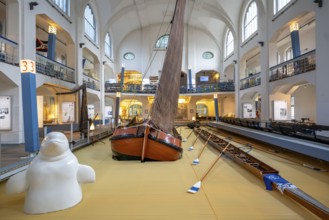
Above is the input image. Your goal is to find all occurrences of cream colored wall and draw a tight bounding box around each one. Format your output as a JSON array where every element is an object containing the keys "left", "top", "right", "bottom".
[
  {"left": 292, "top": 85, "right": 316, "bottom": 121},
  {"left": 269, "top": 93, "right": 291, "bottom": 121},
  {"left": 221, "top": 96, "right": 235, "bottom": 117}
]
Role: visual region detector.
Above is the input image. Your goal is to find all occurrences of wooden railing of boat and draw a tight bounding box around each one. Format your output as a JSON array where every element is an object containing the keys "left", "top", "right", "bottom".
[{"left": 194, "top": 127, "right": 329, "bottom": 220}]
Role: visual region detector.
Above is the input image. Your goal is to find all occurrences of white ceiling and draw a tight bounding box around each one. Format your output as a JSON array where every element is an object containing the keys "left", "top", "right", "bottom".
[{"left": 93, "top": 0, "right": 244, "bottom": 48}]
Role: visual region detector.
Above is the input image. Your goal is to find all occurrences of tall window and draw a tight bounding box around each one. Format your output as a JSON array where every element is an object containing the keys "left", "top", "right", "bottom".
[
  {"left": 225, "top": 30, "right": 234, "bottom": 58},
  {"left": 243, "top": 1, "right": 258, "bottom": 41},
  {"left": 274, "top": 0, "right": 292, "bottom": 14},
  {"left": 51, "top": 0, "right": 70, "bottom": 15},
  {"left": 84, "top": 4, "right": 96, "bottom": 42},
  {"left": 196, "top": 104, "right": 208, "bottom": 117},
  {"left": 285, "top": 47, "right": 293, "bottom": 61},
  {"left": 155, "top": 35, "right": 169, "bottom": 49},
  {"left": 105, "top": 33, "right": 112, "bottom": 58},
  {"left": 291, "top": 96, "right": 295, "bottom": 120}
]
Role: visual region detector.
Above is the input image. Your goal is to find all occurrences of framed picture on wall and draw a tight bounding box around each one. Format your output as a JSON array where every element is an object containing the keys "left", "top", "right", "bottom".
[
  {"left": 62, "top": 102, "right": 75, "bottom": 123},
  {"left": 273, "top": 100, "right": 288, "bottom": 120},
  {"left": 104, "top": 106, "right": 113, "bottom": 118},
  {"left": 242, "top": 103, "right": 255, "bottom": 118},
  {"left": 0, "top": 96, "right": 11, "bottom": 130},
  {"left": 88, "top": 104, "right": 95, "bottom": 119}
]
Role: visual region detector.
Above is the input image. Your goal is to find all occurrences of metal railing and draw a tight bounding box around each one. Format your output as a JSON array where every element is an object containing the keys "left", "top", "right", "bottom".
[
  {"left": 240, "top": 72, "right": 261, "bottom": 90},
  {"left": 0, "top": 35, "right": 19, "bottom": 66},
  {"left": 180, "top": 82, "right": 235, "bottom": 93},
  {"left": 0, "top": 131, "right": 33, "bottom": 181},
  {"left": 104, "top": 82, "right": 235, "bottom": 94},
  {"left": 36, "top": 53, "right": 75, "bottom": 83},
  {"left": 269, "top": 50, "right": 316, "bottom": 82},
  {"left": 83, "top": 74, "right": 100, "bottom": 91},
  {"left": 1, "top": 122, "right": 114, "bottom": 181}
]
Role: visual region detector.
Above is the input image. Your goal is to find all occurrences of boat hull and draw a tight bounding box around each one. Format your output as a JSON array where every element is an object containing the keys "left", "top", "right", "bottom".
[{"left": 110, "top": 126, "right": 182, "bottom": 161}]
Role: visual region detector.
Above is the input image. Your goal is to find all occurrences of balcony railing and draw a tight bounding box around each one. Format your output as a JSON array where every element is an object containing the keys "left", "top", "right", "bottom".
[
  {"left": 0, "top": 35, "right": 19, "bottom": 66},
  {"left": 180, "top": 82, "right": 235, "bottom": 93},
  {"left": 83, "top": 75, "right": 100, "bottom": 91},
  {"left": 36, "top": 54, "right": 75, "bottom": 83},
  {"left": 240, "top": 72, "right": 261, "bottom": 90},
  {"left": 104, "top": 82, "right": 235, "bottom": 94},
  {"left": 269, "top": 49, "right": 316, "bottom": 82}
]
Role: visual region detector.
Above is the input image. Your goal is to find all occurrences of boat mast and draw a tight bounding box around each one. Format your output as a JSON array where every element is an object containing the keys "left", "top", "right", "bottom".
[{"left": 150, "top": 0, "right": 186, "bottom": 133}]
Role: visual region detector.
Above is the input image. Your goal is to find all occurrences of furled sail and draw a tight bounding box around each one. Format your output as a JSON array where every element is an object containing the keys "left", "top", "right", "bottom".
[{"left": 150, "top": 0, "right": 186, "bottom": 133}]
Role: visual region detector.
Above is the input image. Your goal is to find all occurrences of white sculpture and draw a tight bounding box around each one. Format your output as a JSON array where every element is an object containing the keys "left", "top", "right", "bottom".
[{"left": 6, "top": 132, "right": 96, "bottom": 214}]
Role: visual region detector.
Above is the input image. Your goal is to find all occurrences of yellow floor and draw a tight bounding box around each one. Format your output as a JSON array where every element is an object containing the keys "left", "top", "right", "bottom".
[{"left": 0, "top": 128, "right": 328, "bottom": 220}]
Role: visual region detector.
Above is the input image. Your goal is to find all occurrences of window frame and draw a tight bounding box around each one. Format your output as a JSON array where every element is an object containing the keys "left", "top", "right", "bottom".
[
  {"left": 243, "top": 1, "right": 258, "bottom": 42},
  {"left": 285, "top": 47, "right": 293, "bottom": 61},
  {"left": 273, "top": 0, "right": 292, "bottom": 14},
  {"left": 49, "top": 0, "right": 70, "bottom": 16},
  {"left": 225, "top": 30, "right": 234, "bottom": 58},
  {"left": 123, "top": 52, "right": 135, "bottom": 61},
  {"left": 84, "top": 4, "right": 97, "bottom": 43},
  {"left": 202, "top": 51, "right": 214, "bottom": 60},
  {"left": 105, "top": 32, "right": 112, "bottom": 59},
  {"left": 155, "top": 34, "right": 169, "bottom": 49}
]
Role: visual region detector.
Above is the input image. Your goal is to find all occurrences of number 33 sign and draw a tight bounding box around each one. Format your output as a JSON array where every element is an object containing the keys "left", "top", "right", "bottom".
[{"left": 20, "top": 59, "right": 36, "bottom": 73}]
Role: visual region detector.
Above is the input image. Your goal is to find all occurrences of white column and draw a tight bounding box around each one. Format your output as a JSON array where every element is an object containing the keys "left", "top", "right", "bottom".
[{"left": 315, "top": 4, "right": 329, "bottom": 125}]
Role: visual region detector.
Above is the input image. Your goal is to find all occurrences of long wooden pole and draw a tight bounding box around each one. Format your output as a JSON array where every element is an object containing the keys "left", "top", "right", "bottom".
[
  {"left": 196, "top": 133, "right": 212, "bottom": 159},
  {"left": 198, "top": 128, "right": 329, "bottom": 219},
  {"left": 200, "top": 141, "right": 231, "bottom": 182},
  {"left": 190, "top": 129, "right": 202, "bottom": 147},
  {"left": 183, "top": 129, "right": 194, "bottom": 141}
]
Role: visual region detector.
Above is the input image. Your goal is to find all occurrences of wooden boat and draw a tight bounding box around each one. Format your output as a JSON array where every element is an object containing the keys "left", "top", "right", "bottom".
[
  {"left": 194, "top": 127, "right": 329, "bottom": 220},
  {"left": 110, "top": 0, "right": 186, "bottom": 161},
  {"left": 110, "top": 121, "right": 182, "bottom": 161}
]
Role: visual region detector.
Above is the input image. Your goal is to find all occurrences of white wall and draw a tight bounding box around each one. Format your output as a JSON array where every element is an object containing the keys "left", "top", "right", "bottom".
[{"left": 117, "top": 25, "right": 221, "bottom": 81}]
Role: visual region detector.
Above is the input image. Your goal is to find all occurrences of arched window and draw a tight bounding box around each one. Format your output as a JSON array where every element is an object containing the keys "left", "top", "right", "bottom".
[
  {"left": 274, "top": 0, "right": 292, "bottom": 14},
  {"left": 196, "top": 104, "right": 208, "bottom": 117},
  {"left": 51, "top": 0, "right": 70, "bottom": 15},
  {"left": 243, "top": 1, "right": 258, "bottom": 41},
  {"left": 128, "top": 104, "right": 142, "bottom": 118},
  {"left": 155, "top": 34, "right": 169, "bottom": 49},
  {"left": 225, "top": 30, "right": 234, "bottom": 57},
  {"left": 105, "top": 33, "right": 112, "bottom": 58},
  {"left": 84, "top": 4, "right": 96, "bottom": 42},
  {"left": 285, "top": 47, "right": 293, "bottom": 61}
]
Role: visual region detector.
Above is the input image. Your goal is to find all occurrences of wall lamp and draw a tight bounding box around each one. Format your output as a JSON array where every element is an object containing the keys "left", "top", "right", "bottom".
[
  {"left": 103, "top": 61, "right": 107, "bottom": 65},
  {"left": 233, "top": 60, "right": 237, "bottom": 64},
  {"left": 29, "top": 1, "right": 38, "bottom": 10},
  {"left": 258, "top": 41, "right": 264, "bottom": 47},
  {"left": 79, "top": 43, "right": 85, "bottom": 48},
  {"left": 314, "top": 0, "right": 323, "bottom": 7}
]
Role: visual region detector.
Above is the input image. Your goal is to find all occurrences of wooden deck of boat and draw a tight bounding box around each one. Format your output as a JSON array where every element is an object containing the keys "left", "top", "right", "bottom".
[{"left": 0, "top": 127, "right": 329, "bottom": 219}]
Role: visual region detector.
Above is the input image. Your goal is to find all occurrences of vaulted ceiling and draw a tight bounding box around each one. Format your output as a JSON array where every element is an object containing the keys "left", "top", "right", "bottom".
[{"left": 92, "top": 0, "right": 244, "bottom": 48}]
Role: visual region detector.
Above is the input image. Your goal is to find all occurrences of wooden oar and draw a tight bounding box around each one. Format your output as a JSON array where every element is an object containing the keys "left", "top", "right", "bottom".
[
  {"left": 183, "top": 129, "right": 194, "bottom": 142},
  {"left": 188, "top": 129, "right": 202, "bottom": 151},
  {"left": 191, "top": 133, "right": 213, "bottom": 165},
  {"left": 188, "top": 140, "right": 231, "bottom": 193}
]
